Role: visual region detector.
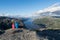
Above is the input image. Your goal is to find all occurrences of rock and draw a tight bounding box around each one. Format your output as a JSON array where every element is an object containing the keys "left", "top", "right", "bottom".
[{"left": 0, "top": 29, "right": 39, "bottom": 40}]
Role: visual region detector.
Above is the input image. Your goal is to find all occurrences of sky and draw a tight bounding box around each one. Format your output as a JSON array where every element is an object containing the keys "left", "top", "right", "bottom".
[{"left": 0, "top": 0, "right": 60, "bottom": 17}]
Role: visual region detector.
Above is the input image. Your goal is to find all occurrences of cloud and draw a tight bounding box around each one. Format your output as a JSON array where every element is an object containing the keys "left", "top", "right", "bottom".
[
  {"left": 35, "top": 3, "right": 60, "bottom": 15},
  {"left": 0, "top": 13, "right": 22, "bottom": 17}
]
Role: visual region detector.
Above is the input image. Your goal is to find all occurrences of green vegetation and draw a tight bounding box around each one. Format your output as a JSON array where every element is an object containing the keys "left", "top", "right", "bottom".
[{"left": 34, "top": 16, "right": 60, "bottom": 29}]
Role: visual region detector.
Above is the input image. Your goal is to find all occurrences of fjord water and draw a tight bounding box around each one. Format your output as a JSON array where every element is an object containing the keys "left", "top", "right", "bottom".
[{"left": 24, "top": 18, "right": 40, "bottom": 30}]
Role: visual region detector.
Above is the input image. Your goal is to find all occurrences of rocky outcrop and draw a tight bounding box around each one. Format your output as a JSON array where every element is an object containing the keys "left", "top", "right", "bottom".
[
  {"left": 0, "top": 29, "right": 39, "bottom": 40},
  {"left": 0, "top": 16, "right": 25, "bottom": 30}
]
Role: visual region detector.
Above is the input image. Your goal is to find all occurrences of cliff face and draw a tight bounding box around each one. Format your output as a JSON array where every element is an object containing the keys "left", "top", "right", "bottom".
[{"left": 0, "top": 29, "right": 39, "bottom": 40}]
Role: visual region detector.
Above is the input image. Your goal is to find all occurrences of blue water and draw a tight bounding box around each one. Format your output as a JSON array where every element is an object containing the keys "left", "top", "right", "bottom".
[{"left": 24, "top": 18, "right": 40, "bottom": 30}]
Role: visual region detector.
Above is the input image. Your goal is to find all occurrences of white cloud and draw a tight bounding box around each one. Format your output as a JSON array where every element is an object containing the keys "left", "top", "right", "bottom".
[
  {"left": 35, "top": 3, "right": 60, "bottom": 15},
  {"left": 0, "top": 13, "right": 22, "bottom": 17}
]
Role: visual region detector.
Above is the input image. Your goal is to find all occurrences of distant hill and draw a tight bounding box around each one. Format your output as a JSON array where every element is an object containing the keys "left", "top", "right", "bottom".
[{"left": 33, "top": 17, "right": 60, "bottom": 29}]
